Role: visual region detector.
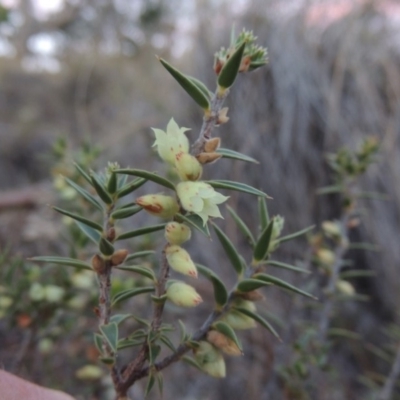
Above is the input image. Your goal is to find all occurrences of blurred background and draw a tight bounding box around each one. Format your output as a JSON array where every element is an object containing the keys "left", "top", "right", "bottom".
[{"left": 1, "top": 0, "right": 400, "bottom": 399}]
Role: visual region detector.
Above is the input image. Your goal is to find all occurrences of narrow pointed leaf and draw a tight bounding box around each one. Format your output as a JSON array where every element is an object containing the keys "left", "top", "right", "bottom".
[
  {"left": 213, "top": 223, "right": 243, "bottom": 275},
  {"left": 125, "top": 250, "right": 155, "bottom": 263},
  {"left": 182, "top": 356, "right": 202, "bottom": 371},
  {"left": 156, "top": 372, "right": 163, "bottom": 398},
  {"left": 159, "top": 335, "right": 176, "bottom": 352},
  {"left": 267, "top": 260, "right": 310, "bottom": 274},
  {"left": 64, "top": 177, "right": 103, "bottom": 211},
  {"left": 117, "top": 177, "right": 147, "bottom": 198},
  {"left": 207, "top": 180, "right": 271, "bottom": 198},
  {"left": 90, "top": 173, "right": 113, "bottom": 204},
  {"left": 74, "top": 163, "right": 92, "bottom": 185},
  {"left": 276, "top": 225, "right": 315, "bottom": 244},
  {"left": 111, "top": 205, "right": 142, "bottom": 220},
  {"left": 339, "top": 270, "right": 376, "bottom": 279},
  {"left": 226, "top": 205, "right": 255, "bottom": 246},
  {"left": 347, "top": 242, "right": 380, "bottom": 252},
  {"left": 327, "top": 328, "right": 361, "bottom": 340},
  {"left": 30, "top": 256, "right": 92, "bottom": 271},
  {"left": 178, "top": 319, "right": 189, "bottom": 342},
  {"left": 117, "top": 173, "right": 128, "bottom": 190},
  {"left": 99, "top": 322, "right": 118, "bottom": 353},
  {"left": 254, "top": 273, "right": 317, "bottom": 300},
  {"left": 148, "top": 343, "right": 161, "bottom": 365},
  {"left": 188, "top": 76, "right": 213, "bottom": 98},
  {"left": 99, "top": 237, "right": 114, "bottom": 256},
  {"left": 94, "top": 333, "right": 104, "bottom": 354},
  {"left": 112, "top": 286, "right": 154, "bottom": 306},
  {"left": 216, "top": 148, "right": 259, "bottom": 164},
  {"left": 159, "top": 58, "right": 210, "bottom": 110},
  {"left": 196, "top": 264, "right": 228, "bottom": 306},
  {"left": 110, "top": 314, "right": 133, "bottom": 325},
  {"left": 75, "top": 221, "right": 102, "bottom": 244},
  {"left": 145, "top": 372, "right": 156, "bottom": 397},
  {"left": 117, "top": 339, "right": 143, "bottom": 350},
  {"left": 253, "top": 220, "right": 274, "bottom": 262},
  {"left": 213, "top": 321, "right": 243, "bottom": 352},
  {"left": 237, "top": 278, "right": 270, "bottom": 292},
  {"left": 317, "top": 185, "right": 343, "bottom": 195},
  {"left": 116, "top": 223, "right": 166, "bottom": 241},
  {"left": 175, "top": 213, "right": 210, "bottom": 237},
  {"left": 115, "top": 169, "right": 175, "bottom": 190},
  {"left": 53, "top": 206, "right": 103, "bottom": 231},
  {"left": 107, "top": 172, "right": 117, "bottom": 194},
  {"left": 234, "top": 307, "right": 281, "bottom": 340},
  {"left": 115, "top": 265, "right": 155, "bottom": 281},
  {"left": 258, "top": 196, "right": 270, "bottom": 231},
  {"left": 218, "top": 41, "right": 246, "bottom": 89}
]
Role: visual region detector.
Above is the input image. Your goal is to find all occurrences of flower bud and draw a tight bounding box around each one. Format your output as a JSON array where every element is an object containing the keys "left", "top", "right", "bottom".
[
  {"left": 91, "top": 254, "right": 106, "bottom": 273},
  {"left": 165, "top": 245, "right": 197, "bottom": 277},
  {"left": 237, "top": 290, "right": 264, "bottom": 302},
  {"left": 322, "top": 221, "right": 341, "bottom": 239},
  {"left": 175, "top": 152, "right": 202, "bottom": 181},
  {"left": 336, "top": 280, "right": 355, "bottom": 296},
  {"left": 222, "top": 310, "right": 256, "bottom": 330},
  {"left": 217, "top": 108, "right": 229, "bottom": 125},
  {"left": 271, "top": 215, "right": 285, "bottom": 240},
  {"left": 136, "top": 194, "right": 179, "bottom": 218},
  {"left": 204, "top": 137, "right": 221, "bottom": 153},
  {"left": 166, "top": 281, "right": 202, "bottom": 307},
  {"left": 111, "top": 249, "right": 128, "bottom": 266},
  {"left": 196, "top": 152, "right": 222, "bottom": 165},
  {"left": 207, "top": 330, "right": 242, "bottom": 356},
  {"left": 316, "top": 248, "right": 335, "bottom": 266},
  {"left": 194, "top": 341, "right": 226, "bottom": 378},
  {"left": 165, "top": 222, "right": 191, "bottom": 245}
]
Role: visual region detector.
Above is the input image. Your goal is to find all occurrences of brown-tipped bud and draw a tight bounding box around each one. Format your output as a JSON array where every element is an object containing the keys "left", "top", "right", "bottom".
[
  {"left": 111, "top": 249, "right": 128, "bottom": 266},
  {"left": 217, "top": 107, "right": 229, "bottom": 125},
  {"left": 107, "top": 228, "right": 116, "bottom": 242},
  {"left": 239, "top": 55, "right": 252, "bottom": 72},
  {"left": 207, "top": 331, "right": 243, "bottom": 356},
  {"left": 136, "top": 194, "right": 179, "bottom": 219},
  {"left": 165, "top": 222, "right": 191, "bottom": 245},
  {"left": 237, "top": 290, "right": 265, "bottom": 302},
  {"left": 175, "top": 151, "right": 202, "bottom": 181},
  {"left": 166, "top": 281, "right": 202, "bottom": 307},
  {"left": 165, "top": 245, "right": 198, "bottom": 277},
  {"left": 204, "top": 137, "right": 221, "bottom": 153},
  {"left": 196, "top": 152, "right": 222, "bottom": 165},
  {"left": 91, "top": 254, "right": 106, "bottom": 274}
]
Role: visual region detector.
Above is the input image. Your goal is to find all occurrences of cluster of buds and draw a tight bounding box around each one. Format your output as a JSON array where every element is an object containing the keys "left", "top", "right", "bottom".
[
  {"left": 194, "top": 341, "right": 226, "bottom": 378},
  {"left": 196, "top": 137, "right": 222, "bottom": 165}
]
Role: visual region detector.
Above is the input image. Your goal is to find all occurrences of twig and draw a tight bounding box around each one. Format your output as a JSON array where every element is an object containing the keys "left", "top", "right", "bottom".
[{"left": 378, "top": 343, "right": 400, "bottom": 400}]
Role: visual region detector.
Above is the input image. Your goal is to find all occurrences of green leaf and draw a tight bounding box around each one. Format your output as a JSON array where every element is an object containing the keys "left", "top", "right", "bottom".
[
  {"left": 216, "top": 148, "right": 259, "bottom": 164},
  {"left": 30, "top": 256, "right": 92, "bottom": 271},
  {"left": 175, "top": 213, "right": 210, "bottom": 237},
  {"left": 254, "top": 273, "right": 317, "bottom": 300},
  {"left": 64, "top": 177, "right": 103, "bottom": 211},
  {"left": 212, "top": 224, "right": 244, "bottom": 275},
  {"left": 112, "top": 286, "right": 154, "bottom": 306},
  {"left": 115, "top": 169, "right": 175, "bottom": 191},
  {"left": 276, "top": 225, "right": 315, "bottom": 244},
  {"left": 188, "top": 76, "right": 213, "bottom": 99},
  {"left": 178, "top": 319, "right": 189, "bottom": 342},
  {"left": 110, "top": 314, "right": 133, "bottom": 325},
  {"left": 237, "top": 278, "right": 270, "bottom": 292},
  {"left": 145, "top": 372, "right": 156, "bottom": 397},
  {"left": 339, "top": 270, "right": 376, "bottom": 279},
  {"left": 218, "top": 41, "right": 246, "bottom": 89},
  {"left": 234, "top": 307, "right": 281, "bottom": 340},
  {"left": 53, "top": 206, "right": 103, "bottom": 231},
  {"left": 94, "top": 333, "right": 104, "bottom": 354},
  {"left": 226, "top": 205, "right": 255, "bottom": 246},
  {"left": 159, "top": 335, "right": 176, "bottom": 352},
  {"left": 253, "top": 220, "right": 274, "bottom": 262},
  {"left": 107, "top": 172, "right": 117, "bottom": 194},
  {"left": 117, "top": 339, "right": 143, "bottom": 350},
  {"left": 99, "top": 237, "right": 114, "bottom": 256},
  {"left": 196, "top": 264, "right": 228, "bottom": 307},
  {"left": 90, "top": 173, "right": 113, "bottom": 204},
  {"left": 347, "top": 243, "right": 380, "bottom": 252},
  {"left": 159, "top": 58, "right": 210, "bottom": 110},
  {"left": 116, "top": 177, "right": 147, "bottom": 198},
  {"left": 213, "top": 321, "right": 243, "bottom": 353},
  {"left": 327, "top": 328, "right": 361, "bottom": 340},
  {"left": 148, "top": 342, "right": 161, "bottom": 365},
  {"left": 116, "top": 223, "right": 166, "bottom": 241},
  {"left": 258, "top": 196, "right": 270, "bottom": 231},
  {"left": 111, "top": 205, "right": 142, "bottom": 220},
  {"left": 125, "top": 250, "right": 155, "bottom": 263},
  {"left": 207, "top": 180, "right": 271, "bottom": 198},
  {"left": 99, "top": 322, "right": 118, "bottom": 353},
  {"left": 266, "top": 260, "right": 310, "bottom": 274},
  {"left": 74, "top": 163, "right": 92, "bottom": 185},
  {"left": 115, "top": 265, "right": 155, "bottom": 281},
  {"left": 317, "top": 185, "right": 343, "bottom": 195},
  {"left": 75, "top": 221, "right": 102, "bottom": 244},
  {"left": 156, "top": 372, "right": 163, "bottom": 398},
  {"left": 182, "top": 356, "right": 202, "bottom": 371}
]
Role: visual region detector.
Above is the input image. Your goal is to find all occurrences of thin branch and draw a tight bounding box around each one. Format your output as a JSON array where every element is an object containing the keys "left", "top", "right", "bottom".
[{"left": 378, "top": 343, "right": 400, "bottom": 400}]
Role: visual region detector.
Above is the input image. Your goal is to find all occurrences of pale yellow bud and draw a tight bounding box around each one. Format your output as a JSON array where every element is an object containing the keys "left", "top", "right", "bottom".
[
  {"left": 194, "top": 341, "right": 226, "bottom": 378},
  {"left": 165, "top": 245, "right": 198, "bottom": 277},
  {"left": 136, "top": 194, "right": 179, "bottom": 219},
  {"left": 175, "top": 152, "right": 202, "bottom": 181},
  {"left": 316, "top": 248, "right": 335, "bottom": 266},
  {"left": 204, "top": 137, "right": 221, "bottom": 153},
  {"left": 336, "top": 280, "right": 355, "bottom": 296},
  {"left": 196, "top": 152, "right": 222, "bottom": 165},
  {"left": 164, "top": 222, "right": 191, "bottom": 245},
  {"left": 322, "top": 221, "right": 341, "bottom": 239},
  {"left": 166, "top": 281, "right": 202, "bottom": 307},
  {"left": 217, "top": 107, "right": 229, "bottom": 125},
  {"left": 207, "top": 330, "right": 242, "bottom": 356}
]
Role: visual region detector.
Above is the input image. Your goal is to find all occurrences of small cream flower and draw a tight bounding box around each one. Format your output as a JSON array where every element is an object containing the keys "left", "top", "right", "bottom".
[
  {"left": 176, "top": 181, "right": 229, "bottom": 225},
  {"left": 152, "top": 118, "right": 190, "bottom": 165}
]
